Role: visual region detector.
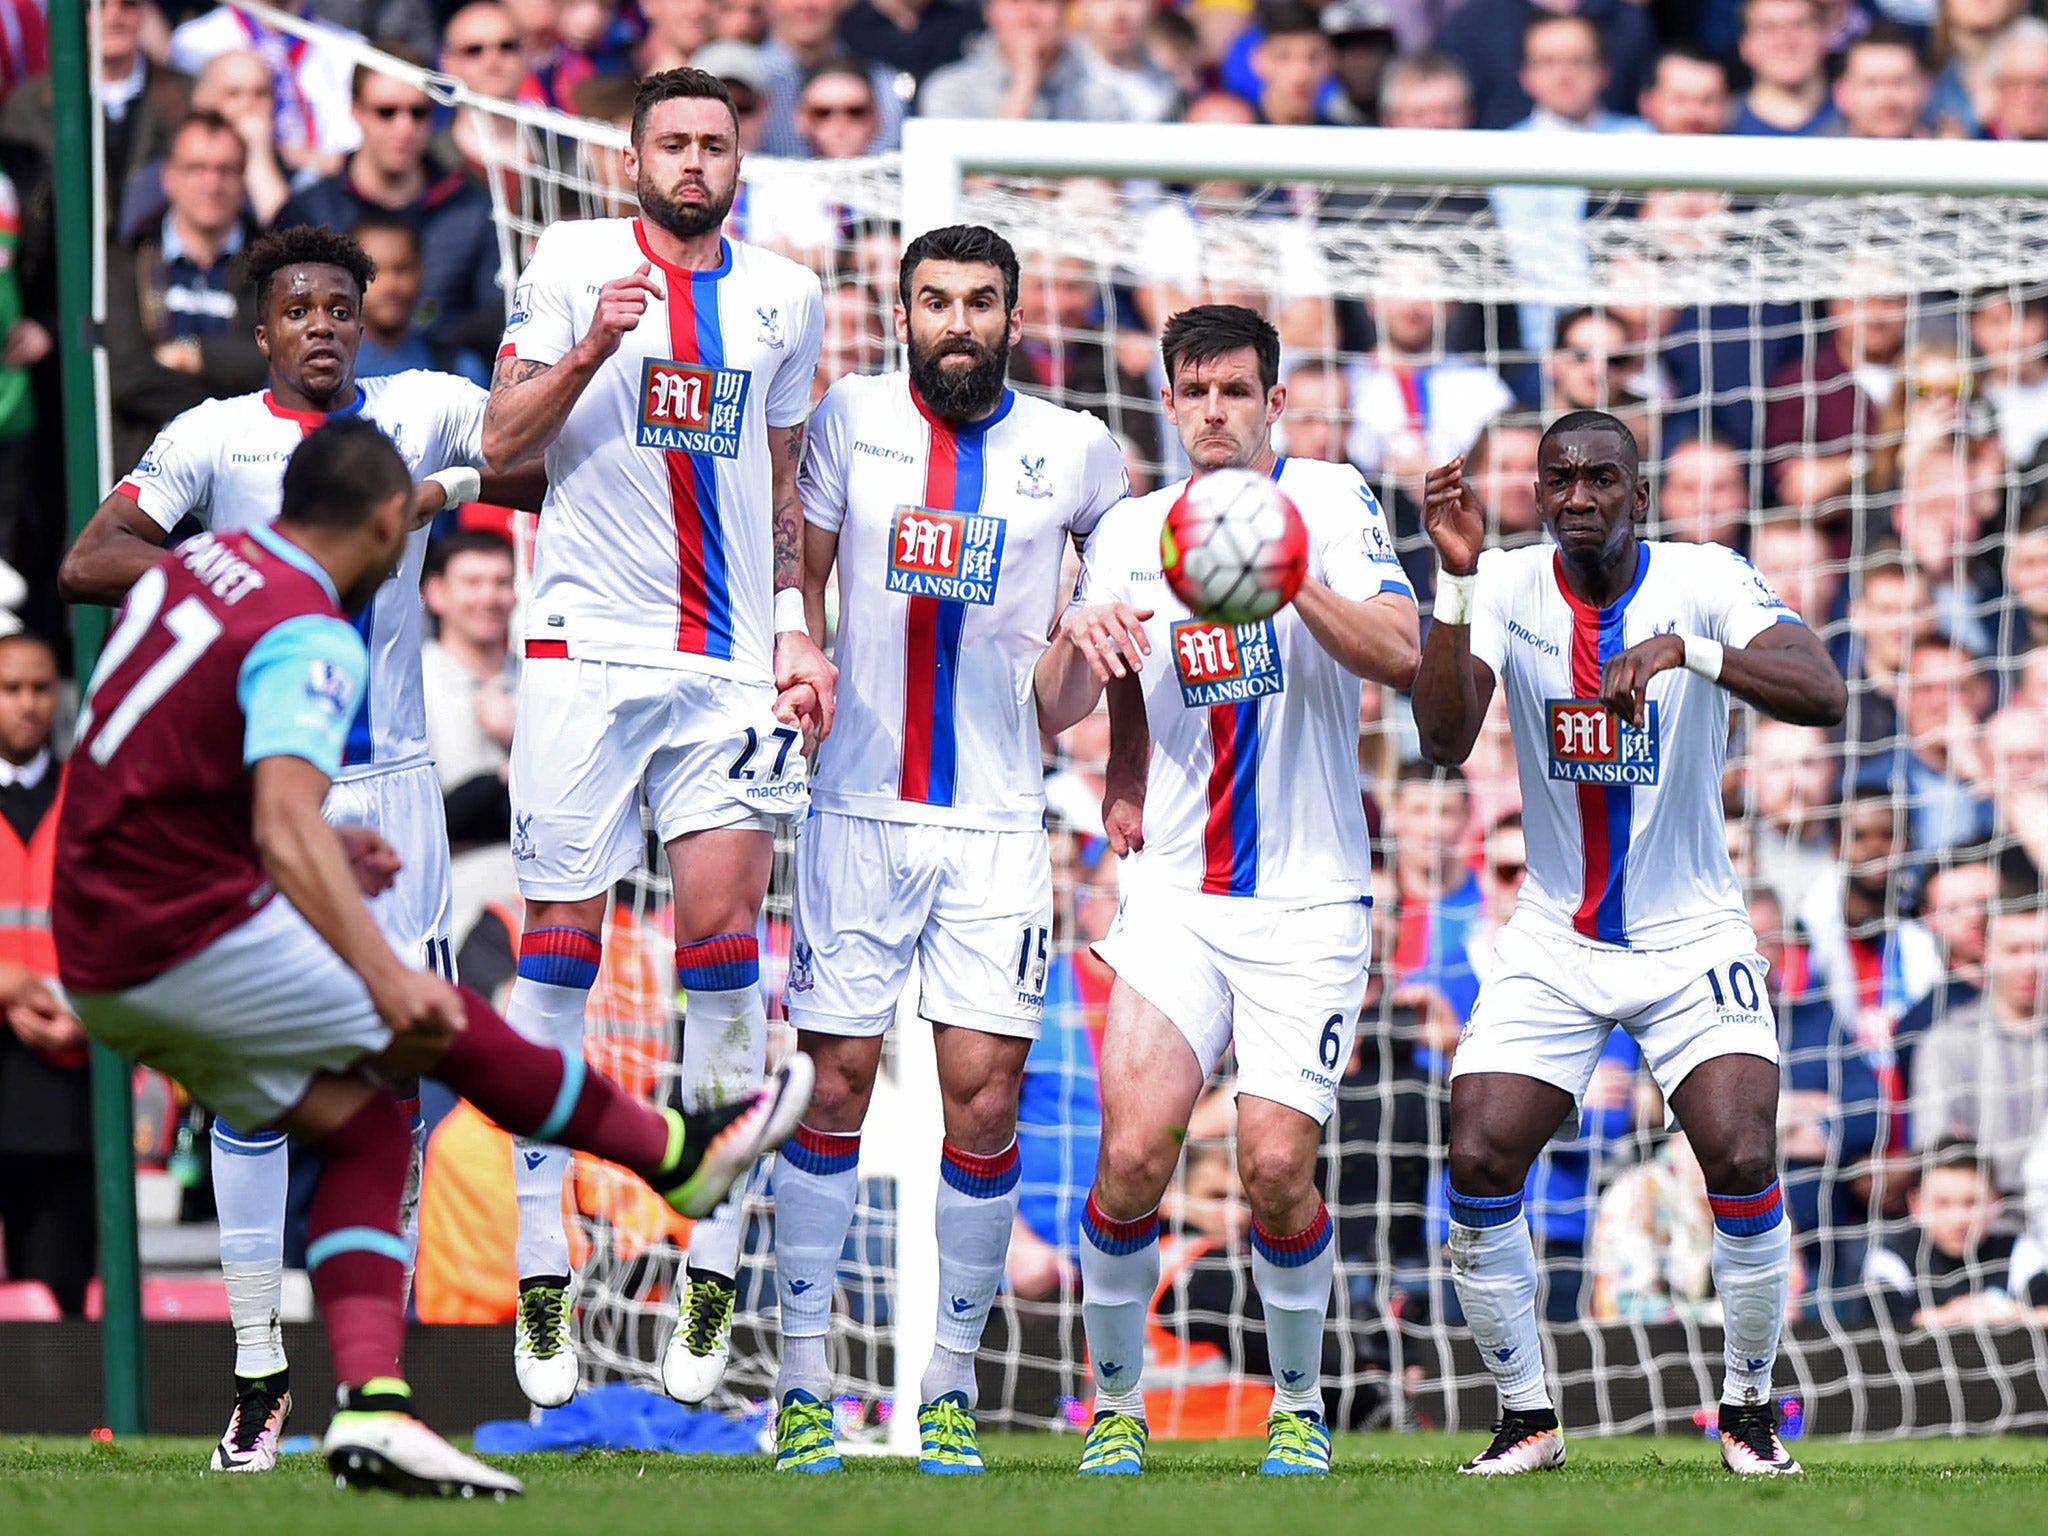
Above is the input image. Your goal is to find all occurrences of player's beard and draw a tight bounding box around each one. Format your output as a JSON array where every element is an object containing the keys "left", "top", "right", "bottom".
[
  {"left": 909, "top": 332, "right": 1011, "bottom": 422},
  {"left": 638, "top": 172, "right": 735, "bottom": 240}
]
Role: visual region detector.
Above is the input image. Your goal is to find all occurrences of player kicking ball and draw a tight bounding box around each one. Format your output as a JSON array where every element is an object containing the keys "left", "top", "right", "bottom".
[
  {"left": 771, "top": 224, "right": 1130, "bottom": 1474},
  {"left": 483, "top": 66, "right": 832, "bottom": 1409},
  {"left": 1412, "top": 411, "right": 1846, "bottom": 1476},
  {"left": 59, "top": 224, "right": 539, "bottom": 1474},
  {"left": 53, "top": 421, "right": 812, "bottom": 1499},
  {"left": 1035, "top": 305, "right": 1420, "bottom": 1477}
]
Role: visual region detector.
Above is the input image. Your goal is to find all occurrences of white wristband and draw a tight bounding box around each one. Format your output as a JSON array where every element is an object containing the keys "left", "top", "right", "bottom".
[
  {"left": 425, "top": 466, "right": 481, "bottom": 509},
  {"left": 1682, "top": 634, "right": 1725, "bottom": 683},
  {"left": 774, "top": 587, "right": 808, "bottom": 634},
  {"left": 1433, "top": 571, "right": 1476, "bottom": 626}
]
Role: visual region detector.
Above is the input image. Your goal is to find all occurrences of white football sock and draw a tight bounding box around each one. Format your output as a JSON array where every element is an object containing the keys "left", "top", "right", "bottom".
[
  {"left": 212, "top": 1120, "right": 288, "bottom": 1380},
  {"left": 676, "top": 936, "right": 768, "bottom": 1282},
  {"left": 926, "top": 1140, "right": 1022, "bottom": 1408},
  {"left": 1448, "top": 1187, "right": 1550, "bottom": 1414},
  {"left": 1079, "top": 1193, "right": 1159, "bottom": 1418},
  {"left": 1250, "top": 1202, "right": 1335, "bottom": 1416},
  {"left": 1709, "top": 1180, "right": 1790, "bottom": 1407},
  {"left": 773, "top": 1124, "right": 860, "bottom": 1402},
  {"left": 504, "top": 934, "right": 598, "bottom": 1280}
]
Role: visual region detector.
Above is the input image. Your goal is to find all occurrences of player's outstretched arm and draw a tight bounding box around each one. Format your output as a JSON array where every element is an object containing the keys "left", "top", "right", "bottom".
[
  {"left": 1599, "top": 622, "right": 1848, "bottom": 731},
  {"left": 57, "top": 492, "right": 171, "bottom": 605},
  {"left": 1292, "top": 579, "right": 1420, "bottom": 688},
  {"left": 480, "top": 262, "right": 663, "bottom": 471},
  {"left": 1414, "top": 458, "right": 1496, "bottom": 765},
  {"left": 1034, "top": 601, "right": 1152, "bottom": 736},
  {"left": 1101, "top": 673, "right": 1148, "bottom": 855}
]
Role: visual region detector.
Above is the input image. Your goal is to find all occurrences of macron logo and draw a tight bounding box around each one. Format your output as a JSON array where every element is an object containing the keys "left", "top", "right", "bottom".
[
  {"left": 789, "top": 1279, "right": 815, "bottom": 1295},
  {"left": 1506, "top": 620, "right": 1560, "bottom": 656},
  {"left": 522, "top": 1148, "right": 546, "bottom": 1170},
  {"left": 950, "top": 1296, "right": 973, "bottom": 1315}
]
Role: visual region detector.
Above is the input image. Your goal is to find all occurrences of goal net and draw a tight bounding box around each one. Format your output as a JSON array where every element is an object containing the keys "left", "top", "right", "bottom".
[{"left": 232, "top": 9, "right": 2048, "bottom": 1443}]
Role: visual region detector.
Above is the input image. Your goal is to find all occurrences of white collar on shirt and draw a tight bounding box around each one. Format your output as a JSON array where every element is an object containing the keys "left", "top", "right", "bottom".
[{"left": 0, "top": 747, "right": 50, "bottom": 789}]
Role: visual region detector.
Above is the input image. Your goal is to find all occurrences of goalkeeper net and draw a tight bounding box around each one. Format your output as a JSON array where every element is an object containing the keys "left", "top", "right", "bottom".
[{"left": 227, "top": 9, "right": 2048, "bottom": 1442}]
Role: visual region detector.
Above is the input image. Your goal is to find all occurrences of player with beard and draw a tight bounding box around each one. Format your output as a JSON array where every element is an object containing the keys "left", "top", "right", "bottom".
[
  {"left": 766, "top": 224, "right": 1129, "bottom": 1474},
  {"left": 482, "top": 67, "right": 830, "bottom": 1408}
]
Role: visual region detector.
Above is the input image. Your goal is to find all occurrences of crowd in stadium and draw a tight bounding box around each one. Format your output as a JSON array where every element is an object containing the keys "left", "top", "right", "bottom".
[{"left": 0, "top": 0, "right": 2046, "bottom": 1378}]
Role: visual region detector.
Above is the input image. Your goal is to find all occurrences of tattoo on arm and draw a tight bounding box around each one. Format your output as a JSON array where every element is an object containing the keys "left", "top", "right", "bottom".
[
  {"left": 773, "top": 423, "right": 806, "bottom": 591},
  {"left": 482, "top": 356, "right": 550, "bottom": 433}
]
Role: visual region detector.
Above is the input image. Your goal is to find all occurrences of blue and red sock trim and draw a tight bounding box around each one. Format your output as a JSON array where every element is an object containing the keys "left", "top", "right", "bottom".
[
  {"left": 675, "top": 932, "right": 760, "bottom": 992},
  {"left": 517, "top": 927, "right": 601, "bottom": 990},
  {"left": 783, "top": 1122, "right": 860, "bottom": 1178},
  {"left": 1082, "top": 1192, "right": 1159, "bottom": 1256},
  {"left": 1708, "top": 1180, "right": 1785, "bottom": 1236},
  {"left": 940, "top": 1140, "right": 1020, "bottom": 1199},
  {"left": 1250, "top": 1202, "right": 1333, "bottom": 1268},
  {"left": 1448, "top": 1184, "right": 1524, "bottom": 1229}
]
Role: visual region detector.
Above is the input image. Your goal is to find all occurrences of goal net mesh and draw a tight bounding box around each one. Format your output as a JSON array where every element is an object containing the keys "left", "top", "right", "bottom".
[{"left": 291, "top": 19, "right": 2048, "bottom": 1442}]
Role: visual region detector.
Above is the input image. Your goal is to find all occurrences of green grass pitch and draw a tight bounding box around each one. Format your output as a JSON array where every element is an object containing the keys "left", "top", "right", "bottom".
[{"left": 7, "top": 1434, "right": 2048, "bottom": 1536}]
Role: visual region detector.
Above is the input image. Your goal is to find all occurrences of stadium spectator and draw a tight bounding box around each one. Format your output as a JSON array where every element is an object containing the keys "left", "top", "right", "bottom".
[
  {"left": 794, "top": 57, "right": 883, "bottom": 157},
  {"left": 353, "top": 217, "right": 490, "bottom": 385},
  {"left": 718, "top": 0, "right": 769, "bottom": 42},
  {"left": 0, "top": 0, "right": 45, "bottom": 102},
  {"left": 1656, "top": 434, "right": 1751, "bottom": 546},
  {"left": 1461, "top": 810, "right": 1526, "bottom": 978},
  {"left": 1320, "top": 0, "right": 1399, "bottom": 126},
  {"left": 1864, "top": 1138, "right": 2048, "bottom": 1325},
  {"left": 1748, "top": 515, "right": 1841, "bottom": 637},
  {"left": 1842, "top": 548, "right": 1933, "bottom": 758},
  {"left": 1971, "top": 290, "right": 2048, "bottom": 467},
  {"left": 1589, "top": 1133, "right": 1716, "bottom": 1322},
  {"left": 0, "top": 0, "right": 188, "bottom": 224},
  {"left": 1011, "top": 250, "right": 1155, "bottom": 449},
  {"left": 693, "top": 39, "right": 772, "bottom": 154},
  {"left": 165, "top": 4, "right": 358, "bottom": 179},
  {"left": 758, "top": 0, "right": 902, "bottom": 155},
  {"left": 1389, "top": 762, "right": 1481, "bottom": 1035},
  {"left": 116, "top": 50, "right": 291, "bottom": 239},
  {"left": 838, "top": 0, "right": 984, "bottom": 93},
  {"left": 1436, "top": 0, "right": 1655, "bottom": 131},
  {"left": 814, "top": 277, "right": 885, "bottom": 401},
  {"left": 1994, "top": 491, "right": 2048, "bottom": 674},
  {"left": 1744, "top": 718, "right": 1842, "bottom": 915},
  {"left": 1981, "top": 704, "right": 2048, "bottom": 872},
  {"left": 1280, "top": 357, "right": 1355, "bottom": 467},
  {"left": 0, "top": 631, "right": 93, "bottom": 1317},
  {"left": 438, "top": 3, "right": 533, "bottom": 185},
  {"left": 1911, "top": 893, "right": 2048, "bottom": 1190},
  {"left": 1734, "top": 0, "right": 1837, "bottom": 136},
  {"left": 1246, "top": 2, "right": 1334, "bottom": 126},
  {"left": 639, "top": 0, "right": 718, "bottom": 72},
  {"left": 1344, "top": 264, "right": 1514, "bottom": 486},
  {"left": 1144, "top": 4, "right": 1207, "bottom": 103},
  {"left": 919, "top": 0, "right": 1133, "bottom": 122},
  {"left": 104, "top": 112, "right": 265, "bottom": 480},
  {"left": 274, "top": 58, "right": 502, "bottom": 357},
  {"left": 1891, "top": 448, "right": 2004, "bottom": 658},
  {"left": 1926, "top": 0, "right": 2026, "bottom": 138},
  {"left": 421, "top": 530, "right": 519, "bottom": 851},
  {"left": 519, "top": 0, "right": 625, "bottom": 109},
  {"left": 1074, "top": 0, "right": 1180, "bottom": 122},
  {"left": 1982, "top": 15, "right": 2048, "bottom": 140},
  {"left": 1923, "top": 855, "right": 1999, "bottom": 1002},
  {"left": 1763, "top": 271, "right": 1910, "bottom": 506},
  {"left": 1831, "top": 24, "right": 1935, "bottom": 139},
  {"left": 1637, "top": 44, "right": 1731, "bottom": 135},
  {"left": 1881, "top": 635, "right": 1997, "bottom": 854},
  {"left": 1542, "top": 308, "right": 1652, "bottom": 454},
  {"left": 1463, "top": 412, "right": 1544, "bottom": 544},
  {"left": 1378, "top": 45, "right": 1474, "bottom": 130}
]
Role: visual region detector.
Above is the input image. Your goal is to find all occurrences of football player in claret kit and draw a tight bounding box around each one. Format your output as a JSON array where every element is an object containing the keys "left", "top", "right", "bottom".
[
  {"left": 1035, "top": 305, "right": 1420, "bottom": 1478},
  {"left": 771, "top": 223, "right": 1130, "bottom": 1474},
  {"left": 52, "top": 421, "right": 812, "bottom": 1500},
  {"left": 482, "top": 66, "right": 832, "bottom": 1406},
  {"left": 57, "top": 224, "right": 540, "bottom": 1474},
  {"left": 1413, "top": 410, "right": 1847, "bottom": 1477}
]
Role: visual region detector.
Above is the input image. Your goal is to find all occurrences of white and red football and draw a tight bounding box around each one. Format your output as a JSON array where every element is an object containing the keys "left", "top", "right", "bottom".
[{"left": 1160, "top": 468, "right": 1309, "bottom": 625}]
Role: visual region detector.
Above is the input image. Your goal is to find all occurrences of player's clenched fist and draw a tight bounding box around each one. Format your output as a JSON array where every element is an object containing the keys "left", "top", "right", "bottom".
[
  {"left": 335, "top": 823, "right": 402, "bottom": 898},
  {"left": 1423, "top": 456, "right": 1485, "bottom": 578},
  {"left": 1599, "top": 632, "right": 1686, "bottom": 729},
  {"left": 1057, "top": 601, "right": 1153, "bottom": 682},
  {"left": 581, "top": 261, "right": 664, "bottom": 361},
  {"left": 370, "top": 966, "right": 467, "bottom": 1049}
]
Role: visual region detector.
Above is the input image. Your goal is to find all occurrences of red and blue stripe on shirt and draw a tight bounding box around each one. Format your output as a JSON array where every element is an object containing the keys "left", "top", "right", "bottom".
[
  {"left": 1560, "top": 548, "right": 1651, "bottom": 946},
  {"left": 648, "top": 225, "right": 736, "bottom": 661}
]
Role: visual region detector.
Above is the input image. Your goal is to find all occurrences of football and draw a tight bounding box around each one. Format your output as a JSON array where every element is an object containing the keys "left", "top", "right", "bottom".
[{"left": 1159, "top": 467, "right": 1310, "bottom": 624}]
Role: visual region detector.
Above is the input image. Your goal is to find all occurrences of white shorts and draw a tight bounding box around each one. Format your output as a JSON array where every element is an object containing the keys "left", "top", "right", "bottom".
[
  {"left": 1092, "top": 886, "right": 1371, "bottom": 1123},
  {"left": 72, "top": 896, "right": 392, "bottom": 1131},
  {"left": 326, "top": 759, "right": 455, "bottom": 980},
  {"left": 1450, "top": 921, "right": 1780, "bottom": 1105},
  {"left": 510, "top": 657, "right": 808, "bottom": 901},
  {"left": 787, "top": 812, "right": 1052, "bottom": 1039}
]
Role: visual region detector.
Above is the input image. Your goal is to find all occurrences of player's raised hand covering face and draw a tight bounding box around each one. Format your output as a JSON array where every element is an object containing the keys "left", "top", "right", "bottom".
[
  {"left": 258, "top": 263, "right": 364, "bottom": 408},
  {"left": 629, "top": 93, "right": 741, "bottom": 240},
  {"left": 1162, "top": 345, "right": 1284, "bottom": 473},
  {"left": 898, "top": 257, "right": 1022, "bottom": 423}
]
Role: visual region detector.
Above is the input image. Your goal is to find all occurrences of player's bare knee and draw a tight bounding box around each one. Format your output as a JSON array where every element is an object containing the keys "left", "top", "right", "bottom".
[
  {"left": 1701, "top": 1125, "right": 1779, "bottom": 1196},
  {"left": 1447, "top": 1134, "right": 1526, "bottom": 1199},
  {"left": 1236, "top": 1136, "right": 1314, "bottom": 1216},
  {"left": 802, "top": 1040, "right": 878, "bottom": 1132},
  {"left": 1095, "top": 1133, "right": 1173, "bottom": 1215}
]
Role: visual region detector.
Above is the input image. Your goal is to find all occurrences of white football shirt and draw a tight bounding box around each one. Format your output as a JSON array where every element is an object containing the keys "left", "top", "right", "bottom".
[
  {"left": 499, "top": 218, "right": 823, "bottom": 683},
  {"left": 1469, "top": 540, "right": 1800, "bottom": 950},
  {"left": 118, "top": 372, "right": 489, "bottom": 776},
  {"left": 802, "top": 373, "right": 1129, "bottom": 830},
  {"left": 1076, "top": 456, "right": 1414, "bottom": 904}
]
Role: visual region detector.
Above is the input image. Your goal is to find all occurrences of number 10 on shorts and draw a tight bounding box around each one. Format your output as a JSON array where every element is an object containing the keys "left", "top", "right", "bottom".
[{"left": 1704, "top": 960, "right": 1765, "bottom": 1020}]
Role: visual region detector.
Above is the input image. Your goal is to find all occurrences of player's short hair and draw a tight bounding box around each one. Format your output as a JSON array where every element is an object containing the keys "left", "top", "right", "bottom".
[
  {"left": 424, "top": 528, "right": 516, "bottom": 581},
  {"left": 246, "top": 225, "right": 377, "bottom": 314},
  {"left": 1540, "top": 408, "right": 1640, "bottom": 473},
  {"left": 1161, "top": 304, "right": 1281, "bottom": 393},
  {"left": 632, "top": 67, "right": 739, "bottom": 144},
  {"left": 280, "top": 418, "right": 412, "bottom": 529},
  {"left": 897, "top": 224, "right": 1021, "bottom": 314}
]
